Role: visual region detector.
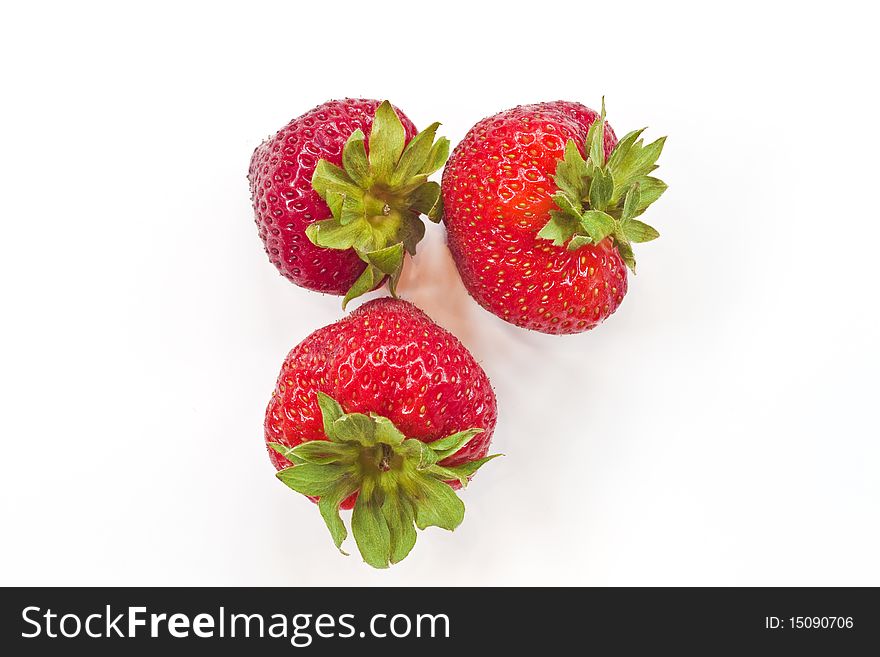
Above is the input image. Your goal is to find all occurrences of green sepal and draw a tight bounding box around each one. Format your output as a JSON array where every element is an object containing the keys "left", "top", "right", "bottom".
[
  {"left": 363, "top": 242, "right": 405, "bottom": 296},
  {"left": 589, "top": 167, "right": 613, "bottom": 211},
  {"left": 426, "top": 138, "right": 450, "bottom": 177},
  {"left": 368, "top": 101, "right": 406, "bottom": 183},
  {"left": 351, "top": 483, "right": 392, "bottom": 569},
  {"left": 630, "top": 176, "right": 667, "bottom": 216},
  {"left": 427, "top": 192, "right": 444, "bottom": 223},
  {"left": 606, "top": 127, "right": 645, "bottom": 173},
  {"left": 408, "top": 181, "right": 442, "bottom": 218},
  {"left": 580, "top": 209, "right": 616, "bottom": 243},
  {"left": 567, "top": 234, "right": 592, "bottom": 251},
  {"left": 586, "top": 97, "right": 607, "bottom": 168},
  {"left": 269, "top": 439, "right": 359, "bottom": 467},
  {"left": 398, "top": 213, "right": 426, "bottom": 255},
  {"left": 332, "top": 412, "right": 376, "bottom": 445},
  {"left": 390, "top": 122, "right": 440, "bottom": 186},
  {"left": 271, "top": 393, "right": 500, "bottom": 569},
  {"left": 269, "top": 442, "right": 307, "bottom": 466},
  {"left": 316, "top": 392, "right": 344, "bottom": 436},
  {"left": 306, "top": 101, "right": 450, "bottom": 305},
  {"left": 537, "top": 98, "right": 666, "bottom": 273},
  {"left": 622, "top": 219, "right": 660, "bottom": 244},
  {"left": 551, "top": 191, "right": 582, "bottom": 220},
  {"left": 342, "top": 129, "right": 370, "bottom": 188},
  {"left": 537, "top": 210, "right": 580, "bottom": 246},
  {"left": 342, "top": 264, "right": 383, "bottom": 309},
  {"left": 621, "top": 181, "right": 642, "bottom": 221},
  {"left": 616, "top": 239, "right": 637, "bottom": 272},
  {"left": 382, "top": 493, "right": 417, "bottom": 565},
  {"left": 276, "top": 463, "right": 352, "bottom": 497},
  {"left": 325, "top": 189, "right": 344, "bottom": 219},
  {"left": 337, "top": 242, "right": 407, "bottom": 310},
  {"left": 440, "top": 454, "right": 503, "bottom": 480},
  {"left": 428, "top": 454, "right": 503, "bottom": 487},
  {"left": 407, "top": 438, "right": 440, "bottom": 470},
  {"left": 553, "top": 139, "right": 591, "bottom": 200},
  {"left": 305, "top": 217, "right": 370, "bottom": 251},
  {"left": 284, "top": 440, "right": 358, "bottom": 465},
  {"left": 339, "top": 194, "right": 366, "bottom": 226},
  {"left": 424, "top": 465, "right": 469, "bottom": 488},
  {"left": 428, "top": 428, "right": 483, "bottom": 461},
  {"left": 619, "top": 182, "right": 659, "bottom": 245},
  {"left": 412, "top": 477, "right": 465, "bottom": 532},
  {"left": 609, "top": 136, "right": 667, "bottom": 202},
  {"left": 372, "top": 414, "right": 406, "bottom": 446},
  {"left": 319, "top": 478, "right": 358, "bottom": 555},
  {"left": 311, "top": 160, "right": 359, "bottom": 200}
]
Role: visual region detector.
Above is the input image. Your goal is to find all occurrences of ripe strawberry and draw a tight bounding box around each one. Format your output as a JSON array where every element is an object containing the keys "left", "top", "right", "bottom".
[
  {"left": 264, "top": 298, "right": 498, "bottom": 568},
  {"left": 249, "top": 99, "right": 449, "bottom": 304},
  {"left": 442, "top": 100, "right": 667, "bottom": 334}
]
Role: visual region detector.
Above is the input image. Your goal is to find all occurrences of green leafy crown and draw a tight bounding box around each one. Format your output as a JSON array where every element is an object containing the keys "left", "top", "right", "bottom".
[
  {"left": 269, "top": 392, "right": 500, "bottom": 569},
  {"left": 306, "top": 101, "right": 449, "bottom": 307},
  {"left": 537, "top": 99, "right": 667, "bottom": 272}
]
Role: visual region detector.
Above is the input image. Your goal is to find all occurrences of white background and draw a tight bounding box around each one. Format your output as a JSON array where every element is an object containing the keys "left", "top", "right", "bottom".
[{"left": 1, "top": 1, "right": 878, "bottom": 586}]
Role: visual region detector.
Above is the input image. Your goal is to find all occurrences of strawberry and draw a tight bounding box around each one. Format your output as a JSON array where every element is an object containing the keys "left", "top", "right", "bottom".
[
  {"left": 264, "top": 298, "right": 499, "bottom": 568},
  {"left": 441, "top": 100, "right": 667, "bottom": 334},
  {"left": 249, "top": 99, "right": 449, "bottom": 304}
]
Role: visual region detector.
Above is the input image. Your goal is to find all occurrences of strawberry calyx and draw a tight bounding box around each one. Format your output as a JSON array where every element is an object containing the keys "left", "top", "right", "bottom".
[
  {"left": 306, "top": 101, "right": 449, "bottom": 307},
  {"left": 537, "top": 99, "right": 667, "bottom": 272},
  {"left": 269, "top": 392, "right": 500, "bottom": 569}
]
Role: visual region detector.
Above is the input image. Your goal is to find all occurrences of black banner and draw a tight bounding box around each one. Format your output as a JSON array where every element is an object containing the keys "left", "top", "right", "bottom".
[{"left": 1, "top": 587, "right": 876, "bottom": 653}]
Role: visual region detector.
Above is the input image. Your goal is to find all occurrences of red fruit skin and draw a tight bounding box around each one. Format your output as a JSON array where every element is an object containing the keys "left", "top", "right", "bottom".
[
  {"left": 442, "top": 101, "right": 628, "bottom": 334},
  {"left": 265, "top": 298, "right": 497, "bottom": 509},
  {"left": 248, "top": 99, "right": 418, "bottom": 294}
]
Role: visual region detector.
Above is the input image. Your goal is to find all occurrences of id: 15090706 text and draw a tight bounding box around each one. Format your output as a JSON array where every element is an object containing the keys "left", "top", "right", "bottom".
[{"left": 764, "top": 616, "right": 854, "bottom": 630}]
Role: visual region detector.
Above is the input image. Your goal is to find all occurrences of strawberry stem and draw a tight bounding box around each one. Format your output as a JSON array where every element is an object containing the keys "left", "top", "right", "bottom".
[
  {"left": 269, "top": 392, "right": 500, "bottom": 569},
  {"left": 305, "top": 101, "right": 449, "bottom": 307},
  {"left": 537, "top": 98, "right": 667, "bottom": 273}
]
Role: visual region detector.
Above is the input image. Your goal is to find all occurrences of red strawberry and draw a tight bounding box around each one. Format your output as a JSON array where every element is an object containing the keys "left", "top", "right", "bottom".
[
  {"left": 442, "top": 100, "right": 666, "bottom": 334},
  {"left": 249, "top": 99, "right": 449, "bottom": 304},
  {"left": 265, "top": 298, "right": 498, "bottom": 568}
]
